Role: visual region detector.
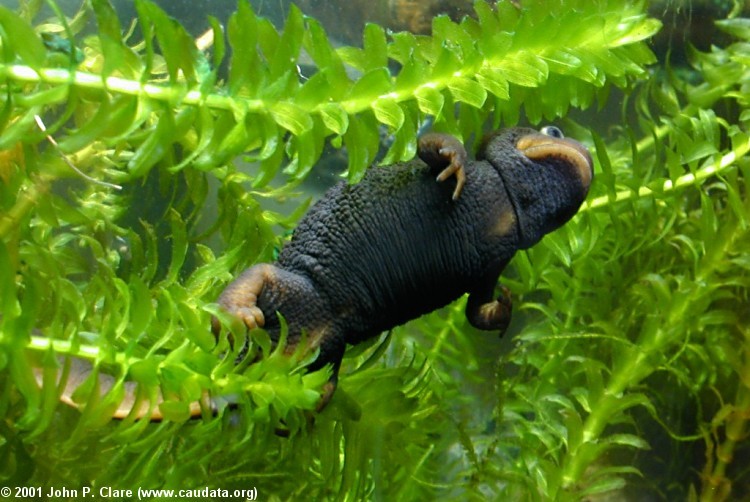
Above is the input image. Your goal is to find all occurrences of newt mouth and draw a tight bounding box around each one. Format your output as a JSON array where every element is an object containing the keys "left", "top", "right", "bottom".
[{"left": 516, "top": 134, "right": 594, "bottom": 189}]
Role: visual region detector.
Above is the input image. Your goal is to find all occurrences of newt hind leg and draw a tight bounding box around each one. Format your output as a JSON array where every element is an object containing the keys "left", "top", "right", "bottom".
[
  {"left": 213, "top": 263, "right": 345, "bottom": 411},
  {"left": 211, "top": 263, "right": 276, "bottom": 335}
]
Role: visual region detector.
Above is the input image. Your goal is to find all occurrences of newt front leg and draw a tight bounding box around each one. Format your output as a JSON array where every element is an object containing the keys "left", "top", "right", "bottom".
[
  {"left": 466, "top": 285, "right": 512, "bottom": 333},
  {"left": 418, "top": 132, "right": 467, "bottom": 201},
  {"left": 465, "top": 263, "right": 513, "bottom": 334}
]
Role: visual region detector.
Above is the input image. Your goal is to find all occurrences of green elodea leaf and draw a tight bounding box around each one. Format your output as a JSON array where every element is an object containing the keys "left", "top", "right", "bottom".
[
  {"left": 91, "top": 0, "right": 143, "bottom": 80},
  {"left": 135, "top": 0, "right": 206, "bottom": 85},
  {"left": 372, "top": 96, "right": 405, "bottom": 130},
  {"left": 414, "top": 84, "right": 445, "bottom": 116},
  {"left": 0, "top": 6, "right": 47, "bottom": 70},
  {"left": 318, "top": 102, "right": 349, "bottom": 135},
  {"left": 270, "top": 101, "right": 313, "bottom": 136}
]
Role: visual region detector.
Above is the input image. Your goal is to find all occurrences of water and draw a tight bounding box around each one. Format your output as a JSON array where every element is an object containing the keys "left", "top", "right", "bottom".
[{"left": 1, "top": 1, "right": 749, "bottom": 500}]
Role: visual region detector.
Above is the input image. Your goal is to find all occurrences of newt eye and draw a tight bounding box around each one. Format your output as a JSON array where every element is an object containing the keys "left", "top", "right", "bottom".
[{"left": 540, "top": 125, "right": 564, "bottom": 139}]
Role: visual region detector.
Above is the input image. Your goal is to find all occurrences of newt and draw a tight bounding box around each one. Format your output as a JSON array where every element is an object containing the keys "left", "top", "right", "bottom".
[
  {"left": 213, "top": 125, "right": 593, "bottom": 409},
  {"left": 41, "top": 125, "right": 593, "bottom": 418}
]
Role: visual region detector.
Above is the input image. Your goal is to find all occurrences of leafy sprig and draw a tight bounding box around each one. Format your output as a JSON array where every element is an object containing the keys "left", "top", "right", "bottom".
[
  {"left": 0, "top": 0, "right": 658, "bottom": 185},
  {"left": 473, "top": 16, "right": 750, "bottom": 500}
]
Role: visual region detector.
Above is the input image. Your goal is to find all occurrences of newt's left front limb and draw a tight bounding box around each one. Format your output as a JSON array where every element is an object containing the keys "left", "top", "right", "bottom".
[{"left": 418, "top": 133, "right": 467, "bottom": 201}]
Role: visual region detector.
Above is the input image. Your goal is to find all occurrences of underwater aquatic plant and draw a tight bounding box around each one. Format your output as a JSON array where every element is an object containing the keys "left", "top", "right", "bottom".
[
  {"left": 474, "top": 12, "right": 750, "bottom": 501},
  {"left": 2, "top": 0, "right": 747, "bottom": 499}
]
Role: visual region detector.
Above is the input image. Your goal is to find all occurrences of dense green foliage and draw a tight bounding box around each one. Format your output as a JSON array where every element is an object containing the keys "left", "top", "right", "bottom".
[{"left": 0, "top": 0, "right": 748, "bottom": 500}]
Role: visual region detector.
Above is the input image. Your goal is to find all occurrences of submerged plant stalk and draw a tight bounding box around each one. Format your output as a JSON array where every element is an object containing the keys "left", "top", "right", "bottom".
[
  {"left": 700, "top": 330, "right": 750, "bottom": 502},
  {"left": 584, "top": 131, "right": 750, "bottom": 210}
]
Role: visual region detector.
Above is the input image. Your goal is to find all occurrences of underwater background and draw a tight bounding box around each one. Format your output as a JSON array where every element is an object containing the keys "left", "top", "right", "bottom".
[{"left": 1, "top": 0, "right": 749, "bottom": 500}]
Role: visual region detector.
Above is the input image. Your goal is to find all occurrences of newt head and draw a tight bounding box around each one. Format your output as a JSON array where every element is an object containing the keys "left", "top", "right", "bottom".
[
  {"left": 516, "top": 125, "right": 594, "bottom": 193},
  {"left": 478, "top": 126, "right": 594, "bottom": 248}
]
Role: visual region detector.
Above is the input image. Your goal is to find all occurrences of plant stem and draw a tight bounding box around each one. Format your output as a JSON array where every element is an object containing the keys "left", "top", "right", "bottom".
[
  {"left": 2, "top": 63, "right": 467, "bottom": 118},
  {"left": 700, "top": 329, "right": 750, "bottom": 502},
  {"left": 26, "top": 335, "right": 100, "bottom": 360},
  {"left": 25, "top": 334, "right": 141, "bottom": 371},
  {"left": 583, "top": 132, "right": 750, "bottom": 211},
  {"left": 0, "top": 176, "right": 48, "bottom": 240},
  {"left": 2, "top": 64, "right": 251, "bottom": 112}
]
